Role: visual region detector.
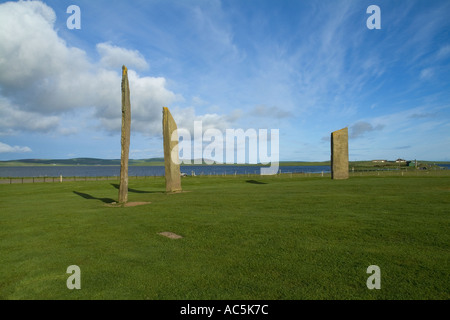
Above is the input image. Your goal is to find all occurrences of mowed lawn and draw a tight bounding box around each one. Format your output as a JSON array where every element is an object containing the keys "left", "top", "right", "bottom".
[{"left": 0, "top": 173, "right": 449, "bottom": 300}]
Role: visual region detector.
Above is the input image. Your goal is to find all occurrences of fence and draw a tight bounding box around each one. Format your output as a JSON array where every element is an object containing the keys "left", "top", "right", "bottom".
[
  {"left": 0, "top": 172, "right": 323, "bottom": 184},
  {"left": 0, "top": 175, "right": 155, "bottom": 184},
  {"left": 0, "top": 168, "right": 448, "bottom": 185}
]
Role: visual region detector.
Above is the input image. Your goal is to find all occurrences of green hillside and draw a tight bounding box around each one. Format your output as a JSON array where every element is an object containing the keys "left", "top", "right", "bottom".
[{"left": 0, "top": 158, "right": 165, "bottom": 167}]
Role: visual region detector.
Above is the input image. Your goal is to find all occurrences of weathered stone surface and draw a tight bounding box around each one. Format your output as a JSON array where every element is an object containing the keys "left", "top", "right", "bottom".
[
  {"left": 158, "top": 232, "right": 183, "bottom": 239},
  {"left": 331, "top": 127, "right": 349, "bottom": 180},
  {"left": 162, "top": 107, "right": 182, "bottom": 192},
  {"left": 118, "top": 65, "right": 131, "bottom": 203}
]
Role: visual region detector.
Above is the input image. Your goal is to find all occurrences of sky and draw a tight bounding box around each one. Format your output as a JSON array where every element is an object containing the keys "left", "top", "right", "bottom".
[{"left": 0, "top": 0, "right": 449, "bottom": 162}]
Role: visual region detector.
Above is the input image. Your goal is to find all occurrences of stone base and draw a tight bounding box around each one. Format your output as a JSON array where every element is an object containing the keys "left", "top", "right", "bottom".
[{"left": 105, "top": 201, "right": 151, "bottom": 208}]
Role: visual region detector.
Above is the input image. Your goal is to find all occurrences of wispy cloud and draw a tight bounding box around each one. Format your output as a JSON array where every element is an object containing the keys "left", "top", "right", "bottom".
[
  {"left": 97, "top": 42, "right": 149, "bottom": 71},
  {"left": 0, "top": 142, "right": 32, "bottom": 154},
  {"left": 349, "top": 121, "right": 385, "bottom": 139},
  {"left": 436, "top": 44, "right": 450, "bottom": 60},
  {"left": 420, "top": 68, "right": 434, "bottom": 80},
  {"left": 249, "top": 105, "right": 293, "bottom": 119},
  {"left": 408, "top": 112, "right": 437, "bottom": 119}
]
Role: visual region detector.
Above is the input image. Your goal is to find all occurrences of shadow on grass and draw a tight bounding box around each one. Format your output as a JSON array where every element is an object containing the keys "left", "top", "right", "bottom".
[
  {"left": 246, "top": 180, "right": 268, "bottom": 185},
  {"left": 110, "top": 183, "right": 164, "bottom": 194},
  {"left": 73, "top": 191, "right": 116, "bottom": 204}
]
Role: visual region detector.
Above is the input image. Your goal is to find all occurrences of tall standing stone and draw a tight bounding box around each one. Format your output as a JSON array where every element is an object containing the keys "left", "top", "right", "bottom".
[
  {"left": 118, "top": 65, "right": 131, "bottom": 203},
  {"left": 162, "top": 107, "right": 182, "bottom": 192},
  {"left": 331, "top": 127, "right": 349, "bottom": 180}
]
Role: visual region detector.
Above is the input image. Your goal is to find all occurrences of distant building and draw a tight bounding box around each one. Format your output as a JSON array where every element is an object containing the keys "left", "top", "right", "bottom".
[
  {"left": 395, "top": 158, "right": 406, "bottom": 163},
  {"left": 372, "top": 160, "right": 387, "bottom": 163}
]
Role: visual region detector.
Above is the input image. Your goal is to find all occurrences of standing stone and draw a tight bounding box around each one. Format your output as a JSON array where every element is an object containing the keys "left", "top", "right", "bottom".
[
  {"left": 331, "top": 127, "right": 349, "bottom": 180},
  {"left": 118, "top": 65, "right": 131, "bottom": 203},
  {"left": 162, "top": 107, "right": 182, "bottom": 192}
]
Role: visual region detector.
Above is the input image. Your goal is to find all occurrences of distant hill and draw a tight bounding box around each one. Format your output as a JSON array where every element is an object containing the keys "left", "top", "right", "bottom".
[
  {"left": 0, "top": 158, "right": 330, "bottom": 167},
  {"left": 0, "top": 158, "right": 165, "bottom": 166},
  {"left": 1, "top": 158, "right": 445, "bottom": 167}
]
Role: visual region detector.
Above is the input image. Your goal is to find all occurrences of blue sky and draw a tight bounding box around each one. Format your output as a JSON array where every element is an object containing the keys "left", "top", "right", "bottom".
[{"left": 0, "top": 0, "right": 449, "bottom": 161}]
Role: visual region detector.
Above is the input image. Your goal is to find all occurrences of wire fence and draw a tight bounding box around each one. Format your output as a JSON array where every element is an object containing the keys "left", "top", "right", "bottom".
[
  {"left": 0, "top": 175, "right": 149, "bottom": 184},
  {"left": 0, "top": 168, "right": 448, "bottom": 185}
]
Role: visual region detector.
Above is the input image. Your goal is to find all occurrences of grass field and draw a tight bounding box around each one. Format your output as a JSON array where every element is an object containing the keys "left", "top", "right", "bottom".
[{"left": 0, "top": 172, "right": 449, "bottom": 300}]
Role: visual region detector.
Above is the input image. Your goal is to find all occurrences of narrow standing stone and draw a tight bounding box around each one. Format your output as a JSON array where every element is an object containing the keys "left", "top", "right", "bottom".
[
  {"left": 118, "top": 65, "right": 131, "bottom": 203},
  {"left": 162, "top": 107, "right": 182, "bottom": 192},
  {"left": 331, "top": 127, "right": 349, "bottom": 180}
]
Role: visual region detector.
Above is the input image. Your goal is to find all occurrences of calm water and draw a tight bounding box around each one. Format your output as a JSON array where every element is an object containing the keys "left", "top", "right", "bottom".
[{"left": 0, "top": 165, "right": 331, "bottom": 178}]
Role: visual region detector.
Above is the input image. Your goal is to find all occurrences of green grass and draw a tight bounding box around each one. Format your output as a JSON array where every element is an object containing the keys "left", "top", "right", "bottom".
[{"left": 0, "top": 172, "right": 449, "bottom": 300}]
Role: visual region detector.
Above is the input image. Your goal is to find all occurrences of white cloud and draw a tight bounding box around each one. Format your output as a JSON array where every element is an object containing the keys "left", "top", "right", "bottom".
[
  {"left": 0, "top": 1, "right": 88, "bottom": 100},
  {"left": 0, "top": 0, "right": 177, "bottom": 137},
  {"left": 0, "top": 142, "right": 32, "bottom": 154},
  {"left": 94, "top": 70, "right": 178, "bottom": 135},
  {"left": 97, "top": 42, "right": 149, "bottom": 71},
  {"left": 171, "top": 106, "right": 235, "bottom": 135},
  {"left": 0, "top": 97, "right": 60, "bottom": 135}
]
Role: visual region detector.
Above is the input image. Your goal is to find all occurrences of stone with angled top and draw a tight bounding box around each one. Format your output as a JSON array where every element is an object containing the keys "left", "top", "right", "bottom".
[{"left": 162, "top": 107, "right": 182, "bottom": 192}]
